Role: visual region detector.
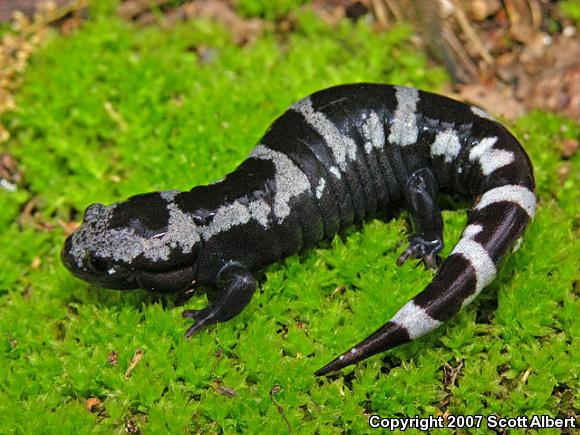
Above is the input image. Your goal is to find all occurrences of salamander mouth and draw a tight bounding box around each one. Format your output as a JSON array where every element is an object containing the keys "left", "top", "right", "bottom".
[
  {"left": 134, "top": 265, "right": 197, "bottom": 293},
  {"left": 61, "top": 235, "right": 198, "bottom": 292},
  {"left": 60, "top": 239, "right": 138, "bottom": 290}
]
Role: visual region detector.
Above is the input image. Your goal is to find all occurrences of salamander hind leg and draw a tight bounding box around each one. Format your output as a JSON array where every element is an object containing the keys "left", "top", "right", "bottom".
[
  {"left": 397, "top": 168, "right": 444, "bottom": 269},
  {"left": 182, "top": 261, "right": 257, "bottom": 338}
]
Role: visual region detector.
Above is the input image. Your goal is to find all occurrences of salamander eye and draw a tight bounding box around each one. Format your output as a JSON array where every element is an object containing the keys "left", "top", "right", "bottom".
[{"left": 87, "top": 254, "right": 109, "bottom": 274}]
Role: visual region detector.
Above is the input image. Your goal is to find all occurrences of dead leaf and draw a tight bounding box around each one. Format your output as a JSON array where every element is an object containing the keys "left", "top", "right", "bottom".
[
  {"left": 557, "top": 163, "right": 571, "bottom": 185},
  {"left": 560, "top": 139, "right": 578, "bottom": 159},
  {"left": 85, "top": 397, "right": 102, "bottom": 413},
  {"left": 456, "top": 83, "right": 525, "bottom": 120},
  {"left": 469, "top": 0, "right": 501, "bottom": 21},
  {"left": 118, "top": 0, "right": 264, "bottom": 45},
  {"left": 124, "top": 349, "right": 143, "bottom": 379},
  {"left": 443, "top": 360, "right": 464, "bottom": 389},
  {"left": 0, "top": 0, "right": 71, "bottom": 22},
  {"left": 117, "top": 0, "right": 167, "bottom": 21},
  {"left": 213, "top": 379, "right": 236, "bottom": 397},
  {"left": 124, "top": 416, "right": 140, "bottom": 434},
  {"left": 0, "top": 153, "right": 22, "bottom": 191},
  {"left": 525, "top": 64, "right": 580, "bottom": 121},
  {"left": 30, "top": 256, "right": 41, "bottom": 268},
  {"left": 58, "top": 219, "right": 80, "bottom": 236},
  {"left": 107, "top": 350, "right": 119, "bottom": 366}
]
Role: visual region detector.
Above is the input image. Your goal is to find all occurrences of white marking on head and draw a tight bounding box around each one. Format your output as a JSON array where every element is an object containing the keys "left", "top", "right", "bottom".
[
  {"left": 292, "top": 97, "right": 357, "bottom": 172},
  {"left": 71, "top": 202, "right": 201, "bottom": 266},
  {"left": 430, "top": 129, "right": 462, "bottom": 162},
  {"left": 391, "top": 301, "right": 442, "bottom": 339},
  {"left": 388, "top": 86, "right": 419, "bottom": 146},
  {"left": 362, "top": 111, "right": 385, "bottom": 153},
  {"left": 251, "top": 145, "right": 311, "bottom": 222},
  {"left": 469, "top": 136, "right": 514, "bottom": 176},
  {"left": 471, "top": 106, "right": 495, "bottom": 121},
  {"left": 160, "top": 190, "right": 180, "bottom": 201},
  {"left": 315, "top": 178, "right": 326, "bottom": 199},
  {"left": 475, "top": 185, "right": 536, "bottom": 219}
]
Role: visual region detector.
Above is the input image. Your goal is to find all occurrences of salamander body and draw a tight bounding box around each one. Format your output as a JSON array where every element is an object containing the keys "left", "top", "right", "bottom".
[{"left": 61, "top": 84, "right": 536, "bottom": 375}]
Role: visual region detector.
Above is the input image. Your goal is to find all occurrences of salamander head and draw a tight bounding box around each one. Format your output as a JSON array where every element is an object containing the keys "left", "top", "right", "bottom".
[{"left": 61, "top": 190, "right": 201, "bottom": 292}]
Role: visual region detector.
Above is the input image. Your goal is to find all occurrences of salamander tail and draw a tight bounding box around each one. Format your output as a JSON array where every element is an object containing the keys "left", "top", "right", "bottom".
[
  {"left": 315, "top": 321, "right": 410, "bottom": 376},
  {"left": 316, "top": 180, "right": 536, "bottom": 376}
]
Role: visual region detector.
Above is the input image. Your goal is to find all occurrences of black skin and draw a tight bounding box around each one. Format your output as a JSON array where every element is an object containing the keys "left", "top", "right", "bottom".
[
  {"left": 59, "top": 85, "right": 454, "bottom": 341},
  {"left": 62, "top": 85, "right": 535, "bottom": 377},
  {"left": 66, "top": 180, "right": 443, "bottom": 341},
  {"left": 183, "top": 169, "right": 443, "bottom": 338},
  {"left": 397, "top": 167, "right": 444, "bottom": 269},
  {"left": 313, "top": 168, "right": 445, "bottom": 376},
  {"left": 182, "top": 261, "right": 257, "bottom": 338}
]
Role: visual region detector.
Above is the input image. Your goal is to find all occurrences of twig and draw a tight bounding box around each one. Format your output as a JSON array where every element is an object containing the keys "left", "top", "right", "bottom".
[
  {"left": 527, "top": 0, "right": 542, "bottom": 29},
  {"left": 270, "top": 385, "right": 293, "bottom": 435},
  {"left": 449, "top": 0, "right": 493, "bottom": 65},
  {"left": 440, "top": 26, "right": 480, "bottom": 80},
  {"left": 384, "top": 0, "right": 403, "bottom": 21},
  {"left": 370, "top": 0, "right": 390, "bottom": 27},
  {"left": 125, "top": 349, "right": 143, "bottom": 379},
  {"left": 21, "top": 0, "right": 88, "bottom": 36}
]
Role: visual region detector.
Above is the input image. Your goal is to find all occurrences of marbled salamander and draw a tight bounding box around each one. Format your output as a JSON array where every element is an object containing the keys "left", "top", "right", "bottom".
[{"left": 62, "top": 84, "right": 536, "bottom": 376}]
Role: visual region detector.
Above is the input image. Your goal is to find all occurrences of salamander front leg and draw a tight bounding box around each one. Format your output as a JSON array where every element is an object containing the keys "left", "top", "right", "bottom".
[
  {"left": 182, "top": 262, "right": 257, "bottom": 338},
  {"left": 397, "top": 168, "right": 444, "bottom": 269}
]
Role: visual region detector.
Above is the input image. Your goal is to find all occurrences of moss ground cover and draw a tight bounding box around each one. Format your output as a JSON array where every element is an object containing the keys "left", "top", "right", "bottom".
[{"left": 0, "top": 2, "right": 578, "bottom": 433}]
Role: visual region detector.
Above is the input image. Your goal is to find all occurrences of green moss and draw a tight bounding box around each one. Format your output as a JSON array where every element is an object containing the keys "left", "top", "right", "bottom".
[
  {"left": 236, "top": 0, "right": 311, "bottom": 20},
  {"left": 0, "top": 3, "right": 577, "bottom": 433},
  {"left": 560, "top": 0, "right": 580, "bottom": 22}
]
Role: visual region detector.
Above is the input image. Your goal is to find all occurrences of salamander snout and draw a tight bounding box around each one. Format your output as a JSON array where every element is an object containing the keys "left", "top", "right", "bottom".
[
  {"left": 61, "top": 202, "right": 139, "bottom": 289},
  {"left": 83, "top": 203, "right": 107, "bottom": 222},
  {"left": 61, "top": 191, "right": 202, "bottom": 293}
]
